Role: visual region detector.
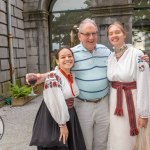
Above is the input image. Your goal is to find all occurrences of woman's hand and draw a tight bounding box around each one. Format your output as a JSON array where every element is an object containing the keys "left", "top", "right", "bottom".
[
  {"left": 59, "top": 125, "right": 69, "bottom": 144},
  {"left": 138, "top": 117, "right": 148, "bottom": 128},
  {"left": 26, "top": 73, "right": 42, "bottom": 85}
]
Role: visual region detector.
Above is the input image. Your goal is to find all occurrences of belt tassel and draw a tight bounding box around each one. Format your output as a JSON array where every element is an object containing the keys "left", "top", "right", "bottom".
[{"left": 114, "top": 87, "right": 124, "bottom": 116}]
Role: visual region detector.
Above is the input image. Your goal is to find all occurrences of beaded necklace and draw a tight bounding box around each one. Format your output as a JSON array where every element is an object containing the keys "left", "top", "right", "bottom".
[{"left": 113, "top": 44, "right": 128, "bottom": 60}]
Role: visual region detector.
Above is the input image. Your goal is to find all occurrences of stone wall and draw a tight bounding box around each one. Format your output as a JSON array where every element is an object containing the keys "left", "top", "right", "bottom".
[
  {"left": 23, "top": 10, "right": 50, "bottom": 73},
  {"left": 23, "top": 0, "right": 51, "bottom": 73},
  {"left": 0, "top": 0, "right": 51, "bottom": 96},
  {"left": 0, "top": 0, "right": 26, "bottom": 96}
]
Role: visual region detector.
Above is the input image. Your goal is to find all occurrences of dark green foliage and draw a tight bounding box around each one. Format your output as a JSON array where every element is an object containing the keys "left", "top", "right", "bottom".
[
  {"left": 10, "top": 84, "right": 32, "bottom": 99},
  {"left": 51, "top": 10, "right": 92, "bottom": 46}
]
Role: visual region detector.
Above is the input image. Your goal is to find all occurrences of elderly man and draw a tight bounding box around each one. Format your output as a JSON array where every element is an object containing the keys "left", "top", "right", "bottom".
[{"left": 71, "top": 18, "right": 111, "bottom": 150}]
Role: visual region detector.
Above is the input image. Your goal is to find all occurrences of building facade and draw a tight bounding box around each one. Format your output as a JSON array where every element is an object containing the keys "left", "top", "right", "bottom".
[{"left": 0, "top": 0, "right": 149, "bottom": 96}]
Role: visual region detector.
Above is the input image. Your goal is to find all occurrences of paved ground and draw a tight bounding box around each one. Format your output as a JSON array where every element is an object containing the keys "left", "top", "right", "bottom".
[
  {"left": 0, "top": 95, "right": 43, "bottom": 150},
  {"left": 0, "top": 95, "right": 149, "bottom": 150}
]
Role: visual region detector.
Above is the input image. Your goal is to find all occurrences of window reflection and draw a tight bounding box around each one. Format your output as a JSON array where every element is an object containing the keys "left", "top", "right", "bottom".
[
  {"left": 50, "top": 0, "right": 92, "bottom": 69},
  {"left": 132, "top": 0, "right": 150, "bottom": 54}
]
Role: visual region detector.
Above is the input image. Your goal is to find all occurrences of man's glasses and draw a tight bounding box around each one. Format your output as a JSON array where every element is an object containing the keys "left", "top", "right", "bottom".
[{"left": 80, "top": 32, "right": 98, "bottom": 38}]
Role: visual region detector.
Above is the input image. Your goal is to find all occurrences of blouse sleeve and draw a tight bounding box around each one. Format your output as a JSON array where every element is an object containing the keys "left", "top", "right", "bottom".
[
  {"left": 43, "top": 72, "right": 70, "bottom": 124},
  {"left": 136, "top": 51, "right": 150, "bottom": 118}
]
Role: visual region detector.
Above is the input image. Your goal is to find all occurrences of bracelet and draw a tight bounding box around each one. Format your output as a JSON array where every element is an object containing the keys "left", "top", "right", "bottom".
[{"left": 59, "top": 124, "right": 67, "bottom": 128}]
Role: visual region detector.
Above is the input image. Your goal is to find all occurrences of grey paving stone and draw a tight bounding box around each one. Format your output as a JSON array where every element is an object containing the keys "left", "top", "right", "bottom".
[{"left": 0, "top": 95, "right": 43, "bottom": 150}]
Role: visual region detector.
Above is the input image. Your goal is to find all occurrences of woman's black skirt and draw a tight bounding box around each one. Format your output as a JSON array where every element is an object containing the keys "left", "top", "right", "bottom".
[{"left": 30, "top": 100, "right": 86, "bottom": 150}]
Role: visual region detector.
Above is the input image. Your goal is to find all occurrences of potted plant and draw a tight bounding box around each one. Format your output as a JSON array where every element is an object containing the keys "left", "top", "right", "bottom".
[{"left": 10, "top": 84, "right": 32, "bottom": 106}]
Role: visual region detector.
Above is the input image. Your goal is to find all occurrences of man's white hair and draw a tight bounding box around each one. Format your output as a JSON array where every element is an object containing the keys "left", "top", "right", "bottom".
[{"left": 78, "top": 18, "right": 98, "bottom": 33}]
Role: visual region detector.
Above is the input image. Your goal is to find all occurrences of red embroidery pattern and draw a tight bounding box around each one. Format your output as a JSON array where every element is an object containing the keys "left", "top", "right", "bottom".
[
  {"left": 52, "top": 81, "right": 58, "bottom": 87},
  {"left": 44, "top": 84, "right": 49, "bottom": 89},
  {"left": 44, "top": 72, "right": 62, "bottom": 89},
  {"left": 138, "top": 56, "right": 145, "bottom": 72},
  {"left": 139, "top": 65, "right": 145, "bottom": 72},
  {"left": 49, "top": 72, "right": 55, "bottom": 78}
]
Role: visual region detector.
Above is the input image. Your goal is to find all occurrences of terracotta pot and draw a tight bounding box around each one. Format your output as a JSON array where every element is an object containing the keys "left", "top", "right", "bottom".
[{"left": 12, "top": 97, "right": 32, "bottom": 106}]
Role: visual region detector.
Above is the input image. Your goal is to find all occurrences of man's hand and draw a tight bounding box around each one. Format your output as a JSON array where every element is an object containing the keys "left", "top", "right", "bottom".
[
  {"left": 138, "top": 117, "right": 148, "bottom": 128},
  {"left": 142, "top": 54, "right": 149, "bottom": 63}
]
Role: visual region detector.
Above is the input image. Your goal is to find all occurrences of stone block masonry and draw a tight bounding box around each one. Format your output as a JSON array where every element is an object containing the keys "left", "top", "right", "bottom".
[{"left": 0, "top": 0, "right": 26, "bottom": 96}]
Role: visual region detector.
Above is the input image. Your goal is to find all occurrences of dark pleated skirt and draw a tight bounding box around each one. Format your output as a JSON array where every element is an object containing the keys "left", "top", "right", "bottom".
[{"left": 30, "top": 100, "right": 86, "bottom": 150}]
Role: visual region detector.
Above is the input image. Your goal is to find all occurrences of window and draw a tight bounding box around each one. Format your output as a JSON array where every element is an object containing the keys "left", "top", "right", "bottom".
[
  {"left": 49, "top": 0, "right": 91, "bottom": 69},
  {"left": 132, "top": 0, "right": 150, "bottom": 55}
]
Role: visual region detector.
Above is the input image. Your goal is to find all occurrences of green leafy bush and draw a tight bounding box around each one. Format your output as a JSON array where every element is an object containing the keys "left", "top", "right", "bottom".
[{"left": 10, "top": 84, "right": 32, "bottom": 99}]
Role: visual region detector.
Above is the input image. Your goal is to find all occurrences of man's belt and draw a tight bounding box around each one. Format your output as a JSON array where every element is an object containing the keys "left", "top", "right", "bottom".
[{"left": 77, "top": 95, "right": 107, "bottom": 103}]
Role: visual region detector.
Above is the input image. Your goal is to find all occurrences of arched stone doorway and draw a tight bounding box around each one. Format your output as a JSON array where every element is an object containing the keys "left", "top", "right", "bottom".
[{"left": 23, "top": 0, "right": 55, "bottom": 73}]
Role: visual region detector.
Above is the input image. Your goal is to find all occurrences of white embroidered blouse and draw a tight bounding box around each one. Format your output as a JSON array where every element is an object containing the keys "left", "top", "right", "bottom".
[
  {"left": 107, "top": 45, "right": 150, "bottom": 117},
  {"left": 43, "top": 66, "right": 80, "bottom": 124}
]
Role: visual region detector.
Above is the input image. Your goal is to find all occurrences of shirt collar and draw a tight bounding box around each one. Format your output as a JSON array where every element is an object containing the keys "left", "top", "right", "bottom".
[{"left": 80, "top": 42, "right": 99, "bottom": 52}]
